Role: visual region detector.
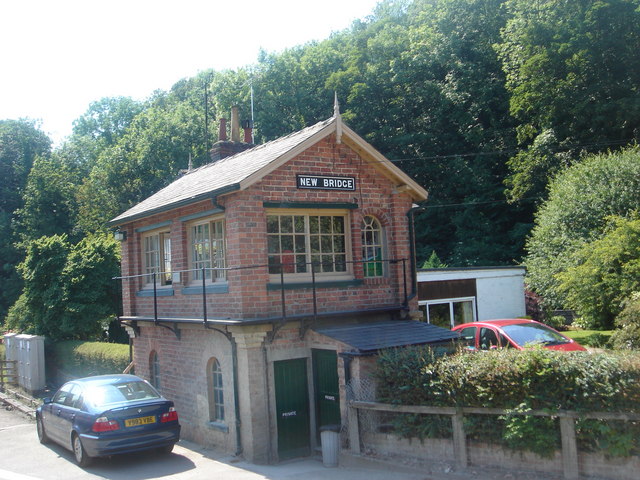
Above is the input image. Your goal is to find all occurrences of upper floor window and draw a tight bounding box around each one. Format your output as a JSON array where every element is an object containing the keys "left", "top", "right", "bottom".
[
  {"left": 267, "top": 210, "right": 350, "bottom": 278},
  {"left": 190, "top": 218, "right": 226, "bottom": 282},
  {"left": 362, "top": 215, "right": 384, "bottom": 277},
  {"left": 143, "top": 230, "right": 171, "bottom": 286}
]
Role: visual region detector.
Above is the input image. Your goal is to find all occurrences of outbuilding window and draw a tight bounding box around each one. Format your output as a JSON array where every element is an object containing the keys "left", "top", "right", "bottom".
[{"left": 419, "top": 297, "right": 476, "bottom": 329}]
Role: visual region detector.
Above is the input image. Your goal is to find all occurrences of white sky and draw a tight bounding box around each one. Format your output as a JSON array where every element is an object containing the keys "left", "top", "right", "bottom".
[{"left": 0, "top": 0, "right": 380, "bottom": 145}]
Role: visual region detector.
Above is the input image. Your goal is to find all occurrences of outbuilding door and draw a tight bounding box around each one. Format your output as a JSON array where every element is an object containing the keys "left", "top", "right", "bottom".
[
  {"left": 312, "top": 349, "right": 341, "bottom": 441},
  {"left": 274, "top": 358, "right": 311, "bottom": 460}
]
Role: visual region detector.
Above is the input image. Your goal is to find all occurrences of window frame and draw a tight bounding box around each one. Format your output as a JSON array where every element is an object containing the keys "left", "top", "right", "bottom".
[
  {"left": 141, "top": 229, "right": 172, "bottom": 288},
  {"left": 419, "top": 296, "right": 477, "bottom": 329},
  {"left": 361, "top": 215, "right": 386, "bottom": 278},
  {"left": 149, "top": 350, "right": 160, "bottom": 390},
  {"left": 188, "top": 216, "right": 227, "bottom": 285},
  {"left": 266, "top": 208, "right": 353, "bottom": 282},
  {"left": 207, "top": 357, "right": 225, "bottom": 423}
]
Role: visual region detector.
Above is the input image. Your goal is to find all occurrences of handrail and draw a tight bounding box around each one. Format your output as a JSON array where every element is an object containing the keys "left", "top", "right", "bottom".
[{"left": 114, "top": 257, "right": 409, "bottom": 331}]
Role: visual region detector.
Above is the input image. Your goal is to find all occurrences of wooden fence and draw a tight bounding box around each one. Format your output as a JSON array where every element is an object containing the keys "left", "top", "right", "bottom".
[
  {"left": 0, "top": 360, "right": 17, "bottom": 387},
  {"left": 348, "top": 400, "right": 640, "bottom": 480}
]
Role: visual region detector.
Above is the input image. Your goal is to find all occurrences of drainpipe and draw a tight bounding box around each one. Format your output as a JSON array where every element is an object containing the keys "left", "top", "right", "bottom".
[
  {"left": 406, "top": 205, "right": 426, "bottom": 302},
  {"left": 231, "top": 338, "right": 242, "bottom": 457}
]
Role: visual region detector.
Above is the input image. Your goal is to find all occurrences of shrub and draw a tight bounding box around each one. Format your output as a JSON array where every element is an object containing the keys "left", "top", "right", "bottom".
[
  {"left": 610, "top": 293, "right": 640, "bottom": 350},
  {"left": 47, "top": 340, "right": 130, "bottom": 385},
  {"left": 375, "top": 347, "right": 640, "bottom": 457}
]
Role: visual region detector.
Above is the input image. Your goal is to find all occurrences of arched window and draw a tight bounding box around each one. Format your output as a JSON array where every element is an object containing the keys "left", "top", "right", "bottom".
[
  {"left": 207, "top": 358, "right": 224, "bottom": 422},
  {"left": 150, "top": 351, "right": 160, "bottom": 390},
  {"left": 362, "top": 215, "right": 384, "bottom": 277}
]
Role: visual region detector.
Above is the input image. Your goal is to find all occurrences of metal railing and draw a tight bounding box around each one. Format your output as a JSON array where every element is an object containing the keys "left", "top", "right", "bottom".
[{"left": 114, "top": 257, "right": 408, "bottom": 326}]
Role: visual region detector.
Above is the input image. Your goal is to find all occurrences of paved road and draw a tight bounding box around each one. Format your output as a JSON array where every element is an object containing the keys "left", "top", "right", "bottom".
[{"left": 0, "top": 404, "right": 437, "bottom": 480}]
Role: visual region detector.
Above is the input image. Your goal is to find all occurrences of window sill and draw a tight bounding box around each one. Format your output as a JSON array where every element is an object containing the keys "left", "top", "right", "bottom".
[
  {"left": 182, "top": 283, "right": 229, "bottom": 295},
  {"left": 136, "top": 288, "right": 174, "bottom": 297},
  {"left": 267, "top": 279, "right": 363, "bottom": 291},
  {"left": 207, "top": 421, "right": 229, "bottom": 433}
]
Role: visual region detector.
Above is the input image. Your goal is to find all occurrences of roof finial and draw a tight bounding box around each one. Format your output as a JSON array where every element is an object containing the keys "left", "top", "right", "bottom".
[{"left": 334, "top": 92, "right": 343, "bottom": 144}]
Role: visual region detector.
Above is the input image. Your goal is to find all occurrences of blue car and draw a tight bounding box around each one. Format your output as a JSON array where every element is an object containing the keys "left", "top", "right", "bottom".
[{"left": 36, "top": 374, "right": 181, "bottom": 466}]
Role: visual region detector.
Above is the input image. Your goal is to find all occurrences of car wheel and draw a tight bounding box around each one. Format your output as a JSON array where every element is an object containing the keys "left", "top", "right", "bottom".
[
  {"left": 157, "top": 444, "right": 174, "bottom": 455},
  {"left": 36, "top": 416, "right": 49, "bottom": 444},
  {"left": 72, "top": 433, "right": 92, "bottom": 467}
]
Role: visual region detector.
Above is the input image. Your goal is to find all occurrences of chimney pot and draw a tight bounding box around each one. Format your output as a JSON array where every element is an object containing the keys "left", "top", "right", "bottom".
[
  {"left": 243, "top": 120, "right": 253, "bottom": 143},
  {"left": 231, "top": 106, "right": 240, "bottom": 142},
  {"left": 218, "top": 118, "right": 227, "bottom": 141}
]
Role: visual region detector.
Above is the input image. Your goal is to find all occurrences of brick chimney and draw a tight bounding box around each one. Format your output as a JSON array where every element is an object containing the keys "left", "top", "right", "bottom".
[{"left": 210, "top": 106, "right": 254, "bottom": 161}]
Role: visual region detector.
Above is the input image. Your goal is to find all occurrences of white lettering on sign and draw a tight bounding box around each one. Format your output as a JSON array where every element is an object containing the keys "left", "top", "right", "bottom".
[
  {"left": 324, "top": 395, "right": 336, "bottom": 401},
  {"left": 282, "top": 411, "right": 297, "bottom": 417},
  {"left": 297, "top": 175, "right": 356, "bottom": 191}
]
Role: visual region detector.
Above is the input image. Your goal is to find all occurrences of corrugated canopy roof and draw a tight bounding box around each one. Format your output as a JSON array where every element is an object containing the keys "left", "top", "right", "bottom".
[{"left": 314, "top": 321, "right": 459, "bottom": 353}]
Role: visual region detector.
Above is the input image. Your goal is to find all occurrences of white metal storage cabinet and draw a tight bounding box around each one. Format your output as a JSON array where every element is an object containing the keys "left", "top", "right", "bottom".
[{"left": 3, "top": 333, "right": 45, "bottom": 392}]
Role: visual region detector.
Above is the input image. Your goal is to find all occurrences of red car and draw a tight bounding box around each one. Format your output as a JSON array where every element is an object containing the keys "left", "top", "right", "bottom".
[{"left": 451, "top": 319, "right": 587, "bottom": 352}]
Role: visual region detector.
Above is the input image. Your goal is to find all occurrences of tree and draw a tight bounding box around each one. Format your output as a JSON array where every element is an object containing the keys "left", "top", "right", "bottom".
[
  {"left": 14, "top": 154, "right": 80, "bottom": 243},
  {"left": 10, "top": 235, "right": 70, "bottom": 337},
  {"left": 7, "top": 233, "right": 120, "bottom": 340},
  {"left": 556, "top": 216, "right": 640, "bottom": 329},
  {"left": 496, "top": 0, "right": 640, "bottom": 202},
  {"left": 0, "top": 119, "right": 51, "bottom": 321},
  {"left": 71, "top": 97, "right": 143, "bottom": 146},
  {"left": 58, "top": 233, "right": 120, "bottom": 340},
  {"left": 524, "top": 147, "right": 640, "bottom": 311}
]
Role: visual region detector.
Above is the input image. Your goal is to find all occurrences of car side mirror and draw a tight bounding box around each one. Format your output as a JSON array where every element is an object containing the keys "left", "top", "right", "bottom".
[{"left": 42, "top": 397, "right": 52, "bottom": 405}]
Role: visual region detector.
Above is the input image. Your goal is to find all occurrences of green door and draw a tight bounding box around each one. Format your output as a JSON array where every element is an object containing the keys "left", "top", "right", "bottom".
[
  {"left": 312, "top": 349, "right": 341, "bottom": 441},
  {"left": 274, "top": 358, "right": 311, "bottom": 460}
]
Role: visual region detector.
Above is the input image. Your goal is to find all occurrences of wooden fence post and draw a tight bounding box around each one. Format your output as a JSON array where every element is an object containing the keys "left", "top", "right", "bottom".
[
  {"left": 348, "top": 404, "right": 361, "bottom": 454},
  {"left": 560, "top": 415, "right": 579, "bottom": 480},
  {"left": 452, "top": 409, "right": 468, "bottom": 470}
]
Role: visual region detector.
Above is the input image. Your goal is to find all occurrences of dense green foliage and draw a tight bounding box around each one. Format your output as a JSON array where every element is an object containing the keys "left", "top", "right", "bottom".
[
  {"left": 497, "top": 0, "right": 640, "bottom": 202},
  {"left": 0, "top": 120, "right": 52, "bottom": 321},
  {"left": 6, "top": 233, "right": 120, "bottom": 340},
  {"left": 2, "top": 0, "right": 640, "bottom": 338},
  {"left": 376, "top": 347, "right": 640, "bottom": 456},
  {"left": 557, "top": 216, "right": 640, "bottom": 329},
  {"left": 47, "top": 340, "right": 130, "bottom": 384},
  {"left": 525, "top": 148, "right": 640, "bottom": 317},
  {"left": 610, "top": 293, "right": 640, "bottom": 350}
]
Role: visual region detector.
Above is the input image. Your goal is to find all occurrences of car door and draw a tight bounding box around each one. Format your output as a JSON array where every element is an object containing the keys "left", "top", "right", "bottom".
[
  {"left": 479, "top": 326, "right": 500, "bottom": 350},
  {"left": 57, "top": 384, "right": 83, "bottom": 447},
  {"left": 457, "top": 326, "right": 478, "bottom": 350},
  {"left": 43, "top": 383, "right": 75, "bottom": 444}
]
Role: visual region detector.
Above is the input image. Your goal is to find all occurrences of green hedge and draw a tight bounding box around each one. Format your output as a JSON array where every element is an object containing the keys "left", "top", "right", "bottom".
[
  {"left": 47, "top": 340, "right": 130, "bottom": 385},
  {"left": 376, "top": 347, "right": 640, "bottom": 457}
]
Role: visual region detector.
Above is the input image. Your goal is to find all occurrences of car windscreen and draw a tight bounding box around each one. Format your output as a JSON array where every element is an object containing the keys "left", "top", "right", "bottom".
[
  {"left": 82, "top": 380, "right": 161, "bottom": 408},
  {"left": 501, "top": 323, "right": 569, "bottom": 347}
]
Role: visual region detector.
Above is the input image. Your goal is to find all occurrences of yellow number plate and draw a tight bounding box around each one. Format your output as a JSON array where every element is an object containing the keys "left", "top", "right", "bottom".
[{"left": 125, "top": 415, "right": 156, "bottom": 427}]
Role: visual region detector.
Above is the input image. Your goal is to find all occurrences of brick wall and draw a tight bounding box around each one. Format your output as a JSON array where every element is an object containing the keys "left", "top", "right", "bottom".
[
  {"left": 120, "top": 133, "right": 418, "bottom": 322},
  {"left": 361, "top": 433, "right": 640, "bottom": 480}
]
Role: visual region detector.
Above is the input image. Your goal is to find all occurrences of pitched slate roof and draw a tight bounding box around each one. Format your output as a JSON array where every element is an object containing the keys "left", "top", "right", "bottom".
[
  {"left": 314, "top": 321, "right": 459, "bottom": 353},
  {"left": 109, "top": 115, "right": 427, "bottom": 226}
]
